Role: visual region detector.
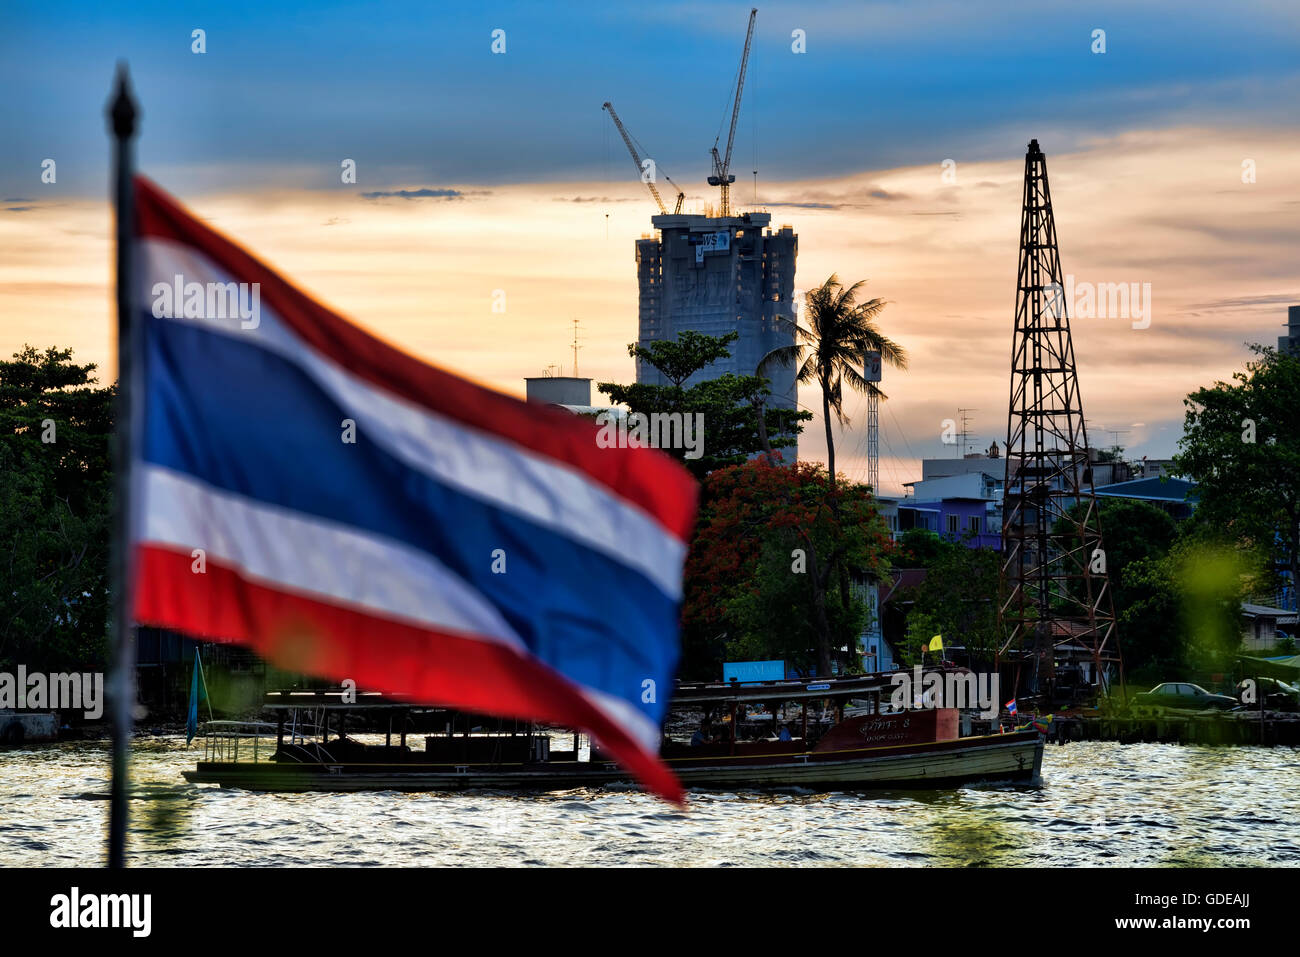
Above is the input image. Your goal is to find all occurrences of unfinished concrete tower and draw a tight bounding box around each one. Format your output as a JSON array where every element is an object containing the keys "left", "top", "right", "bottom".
[{"left": 635, "top": 212, "right": 798, "bottom": 416}]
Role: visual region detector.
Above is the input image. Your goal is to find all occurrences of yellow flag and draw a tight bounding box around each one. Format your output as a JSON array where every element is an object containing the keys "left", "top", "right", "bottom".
[{"left": 928, "top": 635, "right": 944, "bottom": 652}]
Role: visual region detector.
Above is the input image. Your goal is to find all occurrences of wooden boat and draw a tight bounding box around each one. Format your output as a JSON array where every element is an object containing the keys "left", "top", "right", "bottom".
[{"left": 183, "top": 673, "right": 1044, "bottom": 793}]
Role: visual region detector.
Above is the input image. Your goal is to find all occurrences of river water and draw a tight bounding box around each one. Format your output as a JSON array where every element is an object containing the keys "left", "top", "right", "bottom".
[{"left": 1, "top": 738, "right": 1296, "bottom": 866}]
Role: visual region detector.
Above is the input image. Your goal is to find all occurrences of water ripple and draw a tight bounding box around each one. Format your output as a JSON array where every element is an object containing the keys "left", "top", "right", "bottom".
[{"left": 0, "top": 738, "right": 1297, "bottom": 866}]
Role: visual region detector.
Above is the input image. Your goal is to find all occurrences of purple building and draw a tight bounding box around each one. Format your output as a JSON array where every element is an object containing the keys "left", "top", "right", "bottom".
[{"left": 901, "top": 468, "right": 1003, "bottom": 551}]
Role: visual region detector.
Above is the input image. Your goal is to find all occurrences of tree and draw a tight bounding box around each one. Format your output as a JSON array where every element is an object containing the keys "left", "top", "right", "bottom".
[
  {"left": 1120, "top": 533, "right": 1264, "bottom": 684},
  {"left": 598, "top": 331, "right": 810, "bottom": 479},
  {"left": 894, "top": 528, "right": 950, "bottom": 568},
  {"left": 1174, "top": 344, "right": 1300, "bottom": 603},
  {"left": 1056, "top": 497, "right": 1180, "bottom": 616},
  {"left": 680, "top": 459, "right": 892, "bottom": 679},
  {"left": 890, "top": 536, "right": 1001, "bottom": 665},
  {"left": 0, "top": 347, "right": 114, "bottom": 671},
  {"left": 761, "top": 275, "right": 906, "bottom": 489}
]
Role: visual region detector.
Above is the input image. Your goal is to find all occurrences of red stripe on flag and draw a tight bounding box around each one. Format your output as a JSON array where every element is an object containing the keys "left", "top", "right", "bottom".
[
  {"left": 133, "top": 176, "right": 697, "bottom": 542},
  {"left": 134, "top": 543, "right": 684, "bottom": 804}
]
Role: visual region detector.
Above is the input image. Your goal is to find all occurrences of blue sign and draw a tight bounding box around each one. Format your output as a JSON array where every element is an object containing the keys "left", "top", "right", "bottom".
[{"left": 723, "top": 660, "right": 786, "bottom": 684}]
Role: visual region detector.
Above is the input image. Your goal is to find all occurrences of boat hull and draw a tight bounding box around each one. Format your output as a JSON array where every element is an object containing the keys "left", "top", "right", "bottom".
[{"left": 183, "top": 731, "right": 1043, "bottom": 793}]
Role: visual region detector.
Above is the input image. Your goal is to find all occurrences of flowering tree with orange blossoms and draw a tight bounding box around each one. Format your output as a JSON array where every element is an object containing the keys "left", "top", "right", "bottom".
[{"left": 680, "top": 456, "right": 894, "bottom": 680}]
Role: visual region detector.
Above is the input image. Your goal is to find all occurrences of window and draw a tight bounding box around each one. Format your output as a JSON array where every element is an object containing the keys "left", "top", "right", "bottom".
[
  {"left": 969, "top": 515, "right": 980, "bottom": 535},
  {"left": 946, "top": 514, "right": 959, "bottom": 534}
]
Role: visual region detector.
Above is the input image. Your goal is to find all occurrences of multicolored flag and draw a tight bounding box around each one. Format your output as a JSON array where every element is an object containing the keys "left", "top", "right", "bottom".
[
  {"left": 129, "top": 177, "right": 697, "bottom": 803},
  {"left": 1018, "top": 713, "right": 1053, "bottom": 734},
  {"left": 1006, "top": 698, "right": 1017, "bottom": 716}
]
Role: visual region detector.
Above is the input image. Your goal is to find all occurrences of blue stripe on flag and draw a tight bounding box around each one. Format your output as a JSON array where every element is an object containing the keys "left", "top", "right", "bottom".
[{"left": 139, "top": 313, "right": 679, "bottom": 724}]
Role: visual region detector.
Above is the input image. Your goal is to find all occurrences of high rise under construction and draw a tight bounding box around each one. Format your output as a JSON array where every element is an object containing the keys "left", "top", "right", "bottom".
[
  {"left": 634, "top": 212, "right": 798, "bottom": 413},
  {"left": 610, "top": 8, "right": 799, "bottom": 420}
]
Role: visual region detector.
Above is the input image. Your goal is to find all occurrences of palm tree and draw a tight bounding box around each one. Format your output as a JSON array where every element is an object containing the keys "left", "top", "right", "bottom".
[{"left": 763, "top": 274, "right": 907, "bottom": 490}]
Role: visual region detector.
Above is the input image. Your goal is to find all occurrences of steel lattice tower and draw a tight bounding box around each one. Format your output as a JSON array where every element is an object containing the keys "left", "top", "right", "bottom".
[
  {"left": 867, "top": 389, "right": 879, "bottom": 492},
  {"left": 999, "top": 139, "right": 1122, "bottom": 697}
]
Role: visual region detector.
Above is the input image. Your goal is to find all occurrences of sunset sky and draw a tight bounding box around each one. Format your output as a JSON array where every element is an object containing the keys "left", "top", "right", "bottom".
[{"left": 2, "top": 1, "right": 1297, "bottom": 494}]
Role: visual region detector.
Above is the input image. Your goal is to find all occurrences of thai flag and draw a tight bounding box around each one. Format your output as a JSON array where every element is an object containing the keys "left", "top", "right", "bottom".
[
  {"left": 128, "top": 177, "right": 697, "bottom": 803},
  {"left": 1006, "top": 699, "right": 1017, "bottom": 716}
]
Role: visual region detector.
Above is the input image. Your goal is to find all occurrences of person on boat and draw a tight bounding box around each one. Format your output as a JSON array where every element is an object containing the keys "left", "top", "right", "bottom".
[
  {"left": 778, "top": 725, "right": 792, "bottom": 742},
  {"left": 691, "top": 721, "right": 712, "bottom": 747}
]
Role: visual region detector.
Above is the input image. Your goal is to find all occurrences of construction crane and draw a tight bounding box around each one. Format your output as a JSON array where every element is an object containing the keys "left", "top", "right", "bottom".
[
  {"left": 708, "top": 7, "right": 757, "bottom": 218},
  {"left": 603, "top": 101, "right": 685, "bottom": 215}
]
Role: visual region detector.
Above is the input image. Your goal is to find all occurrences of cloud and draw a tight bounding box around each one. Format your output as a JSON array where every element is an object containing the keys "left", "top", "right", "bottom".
[
  {"left": 4, "top": 206, "right": 34, "bottom": 213},
  {"left": 359, "top": 188, "right": 465, "bottom": 201},
  {"left": 764, "top": 184, "right": 912, "bottom": 210},
  {"left": 553, "top": 196, "right": 638, "bottom": 204},
  {"left": 1187, "top": 294, "right": 1299, "bottom": 311}
]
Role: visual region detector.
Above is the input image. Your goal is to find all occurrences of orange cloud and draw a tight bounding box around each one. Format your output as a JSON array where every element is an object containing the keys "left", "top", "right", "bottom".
[{"left": 2, "top": 126, "right": 1295, "bottom": 494}]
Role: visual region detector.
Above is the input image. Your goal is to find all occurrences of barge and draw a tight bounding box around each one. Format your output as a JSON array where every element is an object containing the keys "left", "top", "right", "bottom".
[{"left": 184, "top": 674, "right": 1044, "bottom": 794}]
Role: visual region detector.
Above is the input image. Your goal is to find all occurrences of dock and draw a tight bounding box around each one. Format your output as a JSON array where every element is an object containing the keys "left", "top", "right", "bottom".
[{"left": 1053, "top": 711, "right": 1300, "bottom": 746}]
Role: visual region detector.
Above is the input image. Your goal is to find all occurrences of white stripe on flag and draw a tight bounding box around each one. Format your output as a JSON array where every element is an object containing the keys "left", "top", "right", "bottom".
[
  {"left": 138, "top": 464, "right": 526, "bottom": 649},
  {"left": 581, "top": 685, "right": 663, "bottom": 755},
  {"left": 138, "top": 238, "right": 687, "bottom": 601}
]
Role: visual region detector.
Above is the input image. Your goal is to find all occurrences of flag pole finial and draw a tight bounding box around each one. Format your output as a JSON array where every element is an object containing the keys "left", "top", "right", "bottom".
[{"left": 108, "top": 62, "right": 138, "bottom": 140}]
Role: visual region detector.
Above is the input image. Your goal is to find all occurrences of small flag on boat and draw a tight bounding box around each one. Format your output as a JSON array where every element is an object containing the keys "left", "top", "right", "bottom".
[
  {"left": 128, "top": 177, "right": 698, "bottom": 803},
  {"left": 1006, "top": 698, "right": 1017, "bottom": 716},
  {"left": 928, "top": 635, "right": 944, "bottom": 653}
]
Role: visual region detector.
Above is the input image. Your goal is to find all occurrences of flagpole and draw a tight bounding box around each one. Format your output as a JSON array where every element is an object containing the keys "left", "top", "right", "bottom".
[
  {"left": 197, "top": 648, "right": 214, "bottom": 723},
  {"left": 106, "top": 63, "right": 139, "bottom": 870}
]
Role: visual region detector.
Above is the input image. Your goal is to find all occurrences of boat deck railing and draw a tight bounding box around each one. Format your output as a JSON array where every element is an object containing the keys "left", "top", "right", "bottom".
[{"left": 198, "top": 720, "right": 281, "bottom": 764}]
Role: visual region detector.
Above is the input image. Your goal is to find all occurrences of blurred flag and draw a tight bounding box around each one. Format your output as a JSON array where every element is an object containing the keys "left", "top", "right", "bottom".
[
  {"left": 128, "top": 177, "right": 697, "bottom": 803},
  {"left": 1006, "top": 698, "right": 1017, "bottom": 716},
  {"left": 928, "top": 635, "right": 943, "bottom": 653}
]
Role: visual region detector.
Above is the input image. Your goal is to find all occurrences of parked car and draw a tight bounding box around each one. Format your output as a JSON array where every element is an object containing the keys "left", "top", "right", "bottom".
[
  {"left": 1133, "top": 682, "right": 1238, "bottom": 712},
  {"left": 1237, "top": 677, "right": 1300, "bottom": 711}
]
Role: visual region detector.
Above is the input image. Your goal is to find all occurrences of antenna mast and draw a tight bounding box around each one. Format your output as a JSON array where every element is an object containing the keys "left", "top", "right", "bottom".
[{"left": 572, "top": 319, "right": 582, "bottom": 377}]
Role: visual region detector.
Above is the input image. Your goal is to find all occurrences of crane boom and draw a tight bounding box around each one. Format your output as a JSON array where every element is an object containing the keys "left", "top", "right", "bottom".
[
  {"left": 664, "top": 174, "right": 685, "bottom": 214},
  {"left": 722, "top": 8, "right": 757, "bottom": 179},
  {"left": 603, "top": 100, "right": 666, "bottom": 215},
  {"left": 709, "top": 7, "right": 756, "bottom": 217}
]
